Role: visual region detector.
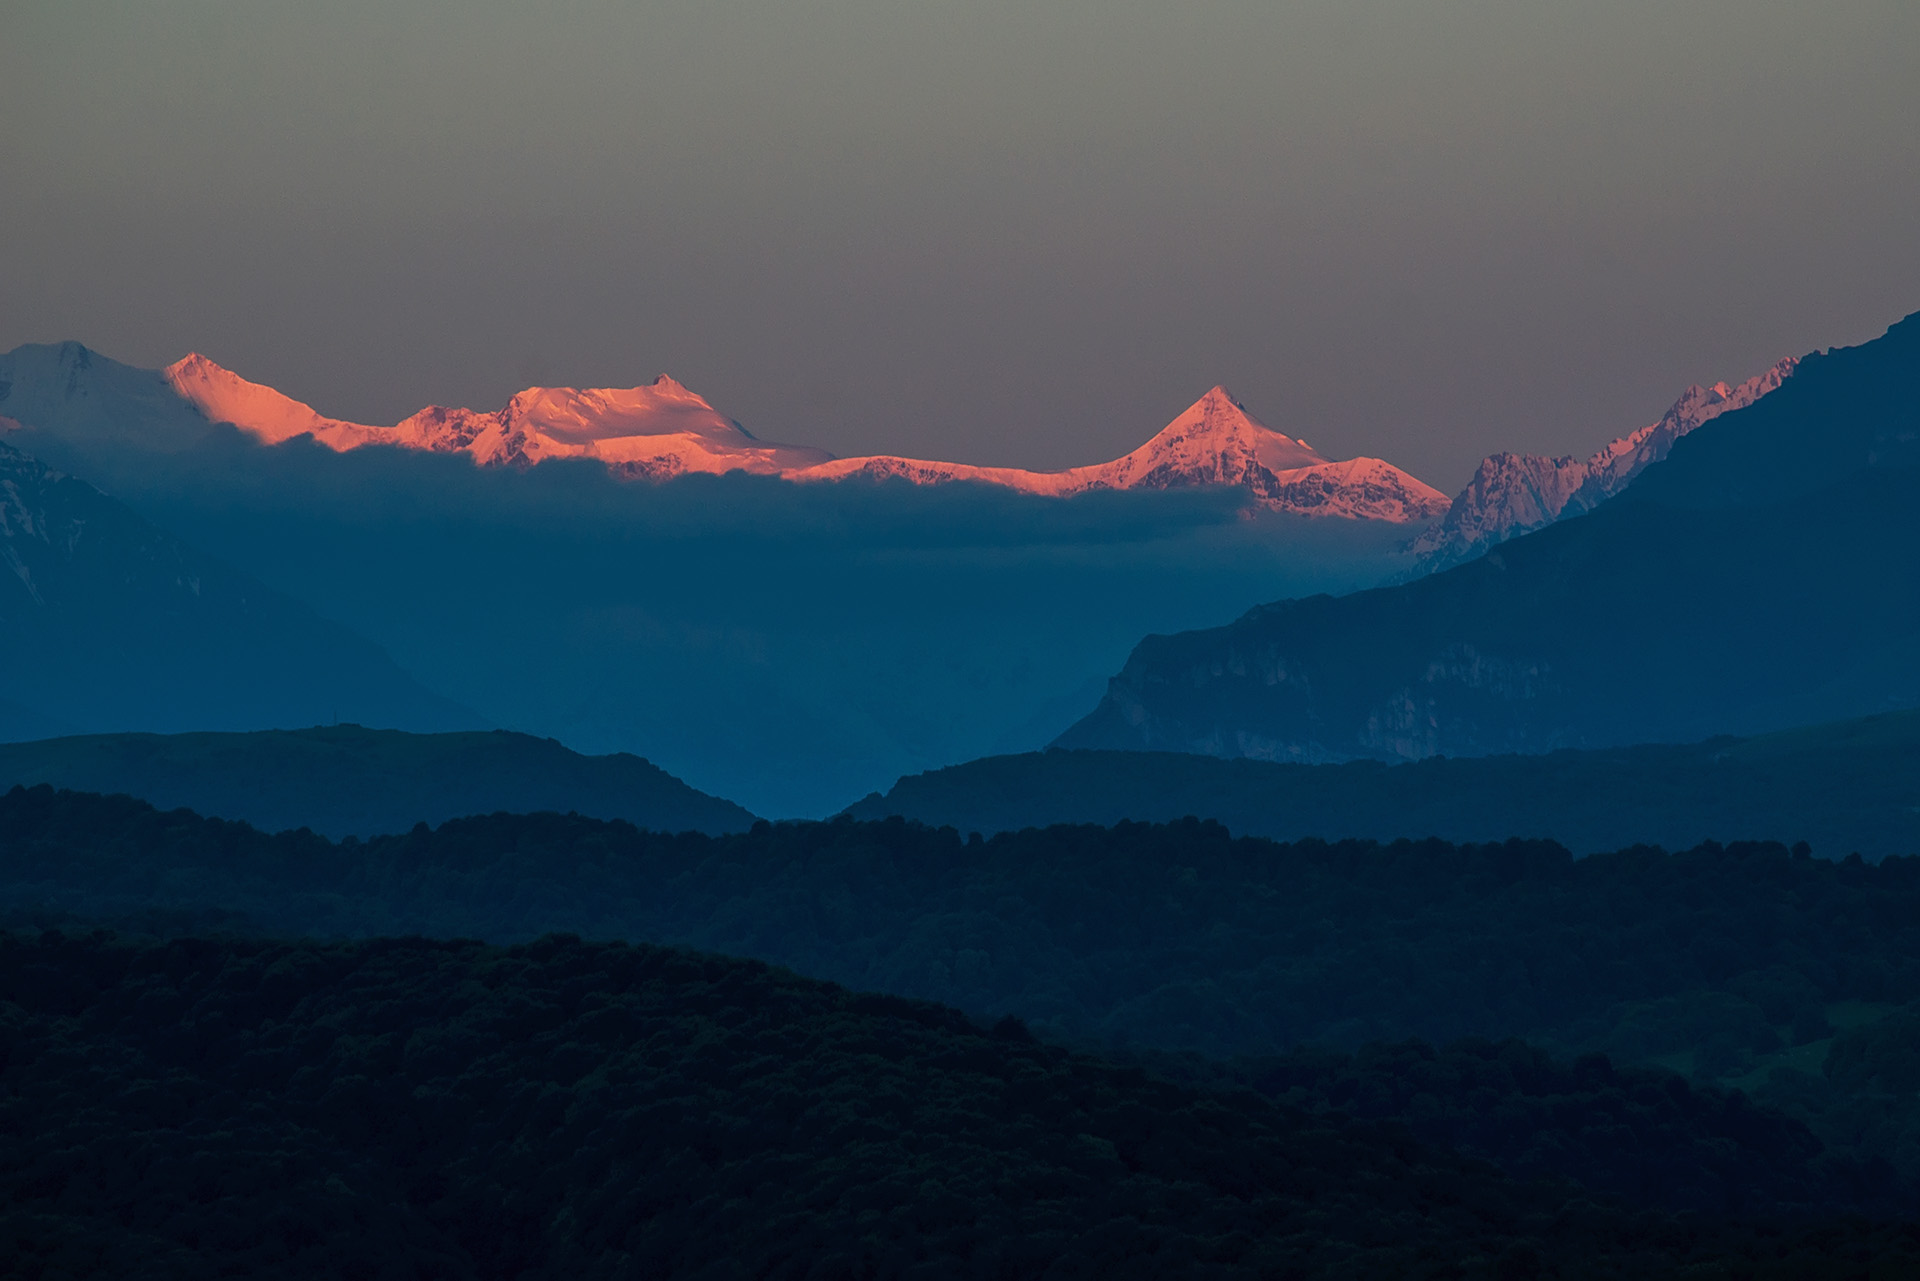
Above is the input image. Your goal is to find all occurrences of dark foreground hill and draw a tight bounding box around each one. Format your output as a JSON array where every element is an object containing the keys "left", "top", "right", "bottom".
[
  {"left": 6, "top": 787, "right": 1920, "bottom": 1192},
  {"left": 4, "top": 929, "right": 1917, "bottom": 1279},
  {"left": 0, "top": 725, "right": 756, "bottom": 838},
  {"left": 1059, "top": 309, "right": 1920, "bottom": 763},
  {"left": 844, "top": 710, "right": 1920, "bottom": 857}
]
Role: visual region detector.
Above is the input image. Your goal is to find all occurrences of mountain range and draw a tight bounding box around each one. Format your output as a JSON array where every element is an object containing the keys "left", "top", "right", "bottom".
[
  {"left": 155, "top": 347, "right": 1816, "bottom": 535},
  {"left": 1058, "top": 310, "right": 1920, "bottom": 763},
  {"left": 158, "top": 352, "right": 1448, "bottom": 521},
  {"left": 0, "top": 328, "right": 1880, "bottom": 813},
  {"left": 0, "top": 342, "right": 1445, "bottom": 813},
  {"left": 5, "top": 339, "right": 1797, "bottom": 538}
]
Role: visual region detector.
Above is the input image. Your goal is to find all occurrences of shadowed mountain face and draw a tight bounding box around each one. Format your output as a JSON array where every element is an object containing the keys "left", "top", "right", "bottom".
[
  {"left": 0, "top": 725, "right": 755, "bottom": 838},
  {"left": 0, "top": 438, "right": 478, "bottom": 738},
  {"left": 1058, "top": 312, "right": 1920, "bottom": 763}
]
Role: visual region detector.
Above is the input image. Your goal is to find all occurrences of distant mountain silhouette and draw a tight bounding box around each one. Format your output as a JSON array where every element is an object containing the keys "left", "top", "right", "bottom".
[
  {"left": 0, "top": 437, "right": 478, "bottom": 738},
  {"left": 1058, "top": 310, "right": 1920, "bottom": 761},
  {"left": 849, "top": 709, "right": 1920, "bottom": 858},
  {"left": 0, "top": 724, "right": 755, "bottom": 837}
]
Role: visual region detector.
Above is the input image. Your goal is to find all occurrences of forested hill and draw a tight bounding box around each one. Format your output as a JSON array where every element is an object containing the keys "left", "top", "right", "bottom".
[
  {"left": 5, "top": 928, "right": 1917, "bottom": 1278},
  {"left": 842, "top": 709, "right": 1920, "bottom": 857},
  {"left": 9, "top": 786, "right": 1917, "bottom": 1061},
  {"left": 7, "top": 785, "right": 1920, "bottom": 1196},
  {"left": 0, "top": 724, "right": 756, "bottom": 838}
]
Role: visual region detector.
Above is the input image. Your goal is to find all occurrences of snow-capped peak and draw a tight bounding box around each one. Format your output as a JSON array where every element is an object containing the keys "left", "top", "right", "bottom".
[{"left": 1100, "top": 385, "right": 1330, "bottom": 487}]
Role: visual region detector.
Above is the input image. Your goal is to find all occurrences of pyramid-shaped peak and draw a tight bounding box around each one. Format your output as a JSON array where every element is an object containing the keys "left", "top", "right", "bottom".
[
  {"left": 1094, "top": 384, "right": 1331, "bottom": 484},
  {"left": 1166, "top": 385, "right": 1256, "bottom": 427},
  {"left": 1169, "top": 385, "right": 1277, "bottom": 435},
  {"left": 1161, "top": 385, "right": 1318, "bottom": 449},
  {"left": 164, "top": 352, "right": 242, "bottom": 383}
]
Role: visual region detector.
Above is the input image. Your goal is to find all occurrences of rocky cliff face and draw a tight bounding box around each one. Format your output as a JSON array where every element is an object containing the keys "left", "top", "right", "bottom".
[
  {"left": 1408, "top": 359, "right": 1798, "bottom": 572},
  {"left": 1056, "top": 315, "right": 1919, "bottom": 763}
]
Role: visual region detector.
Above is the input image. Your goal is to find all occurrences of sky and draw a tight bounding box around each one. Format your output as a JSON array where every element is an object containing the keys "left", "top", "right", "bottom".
[{"left": 4, "top": 1, "right": 1918, "bottom": 491}]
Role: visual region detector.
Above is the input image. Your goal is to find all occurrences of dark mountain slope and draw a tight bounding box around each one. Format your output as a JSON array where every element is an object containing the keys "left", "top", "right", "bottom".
[
  {"left": 842, "top": 709, "right": 1920, "bottom": 857},
  {"left": 1057, "top": 311, "right": 1920, "bottom": 761},
  {"left": 0, "top": 439, "right": 479, "bottom": 738},
  {"left": 5, "top": 929, "right": 1917, "bottom": 1278},
  {"left": 0, "top": 725, "right": 755, "bottom": 837}
]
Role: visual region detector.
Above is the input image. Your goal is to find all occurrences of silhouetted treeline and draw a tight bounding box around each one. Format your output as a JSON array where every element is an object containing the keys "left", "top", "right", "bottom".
[
  {"left": 5, "top": 928, "right": 1919, "bottom": 1279},
  {"left": 4, "top": 786, "right": 1920, "bottom": 1189}
]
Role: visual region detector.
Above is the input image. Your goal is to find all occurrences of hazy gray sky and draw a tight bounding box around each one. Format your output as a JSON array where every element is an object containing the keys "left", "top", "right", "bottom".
[{"left": 5, "top": 1, "right": 1917, "bottom": 489}]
